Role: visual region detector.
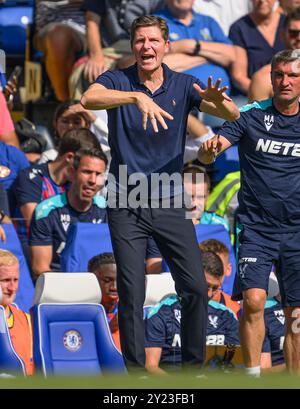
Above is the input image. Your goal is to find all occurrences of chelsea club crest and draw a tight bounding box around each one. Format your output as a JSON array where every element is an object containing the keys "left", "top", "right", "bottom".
[{"left": 63, "top": 330, "right": 83, "bottom": 352}]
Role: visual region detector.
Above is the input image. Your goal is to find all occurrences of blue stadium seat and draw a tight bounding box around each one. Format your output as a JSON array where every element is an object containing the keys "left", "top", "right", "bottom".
[
  {"left": 0, "top": 224, "right": 34, "bottom": 312},
  {"left": 162, "top": 224, "right": 236, "bottom": 295},
  {"left": 0, "top": 304, "right": 26, "bottom": 376},
  {"left": 31, "top": 273, "right": 126, "bottom": 376},
  {"left": 0, "top": 1, "right": 34, "bottom": 56},
  {"left": 60, "top": 222, "right": 113, "bottom": 272}
]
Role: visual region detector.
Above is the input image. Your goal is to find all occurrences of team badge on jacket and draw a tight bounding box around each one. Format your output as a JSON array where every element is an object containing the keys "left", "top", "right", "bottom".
[{"left": 264, "top": 115, "right": 274, "bottom": 131}]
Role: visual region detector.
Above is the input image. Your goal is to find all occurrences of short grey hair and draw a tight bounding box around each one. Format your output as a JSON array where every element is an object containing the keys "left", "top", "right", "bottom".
[{"left": 271, "top": 49, "right": 300, "bottom": 71}]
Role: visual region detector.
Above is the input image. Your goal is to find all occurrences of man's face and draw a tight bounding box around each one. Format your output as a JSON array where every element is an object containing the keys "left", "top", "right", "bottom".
[
  {"left": 184, "top": 180, "right": 209, "bottom": 220},
  {"left": 72, "top": 155, "right": 106, "bottom": 203},
  {"left": 94, "top": 263, "right": 118, "bottom": 311},
  {"left": 271, "top": 60, "right": 300, "bottom": 103},
  {"left": 132, "top": 26, "right": 169, "bottom": 73},
  {"left": 205, "top": 272, "right": 222, "bottom": 301},
  {"left": 283, "top": 20, "right": 300, "bottom": 49},
  {"left": 252, "top": 0, "right": 276, "bottom": 16},
  {"left": 0, "top": 263, "right": 19, "bottom": 307}
]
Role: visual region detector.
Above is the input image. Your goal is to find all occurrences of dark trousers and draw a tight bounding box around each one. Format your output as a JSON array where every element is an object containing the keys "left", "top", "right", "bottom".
[{"left": 107, "top": 205, "right": 208, "bottom": 370}]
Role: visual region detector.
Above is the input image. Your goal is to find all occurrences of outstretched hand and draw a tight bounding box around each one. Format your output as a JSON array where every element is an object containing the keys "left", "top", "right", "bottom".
[
  {"left": 135, "top": 93, "right": 174, "bottom": 133},
  {"left": 193, "top": 76, "right": 232, "bottom": 104}
]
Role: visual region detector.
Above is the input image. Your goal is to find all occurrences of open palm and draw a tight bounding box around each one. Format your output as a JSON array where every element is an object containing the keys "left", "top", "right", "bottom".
[{"left": 193, "top": 76, "right": 231, "bottom": 104}]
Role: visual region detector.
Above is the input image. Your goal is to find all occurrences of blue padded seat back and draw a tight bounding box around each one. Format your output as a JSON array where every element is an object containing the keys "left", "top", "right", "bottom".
[
  {"left": 32, "top": 303, "right": 125, "bottom": 376},
  {"left": 0, "top": 305, "right": 25, "bottom": 375},
  {"left": 61, "top": 223, "right": 113, "bottom": 272}
]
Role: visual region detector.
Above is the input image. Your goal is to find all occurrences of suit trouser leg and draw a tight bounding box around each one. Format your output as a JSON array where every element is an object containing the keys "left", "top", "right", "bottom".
[
  {"left": 107, "top": 207, "right": 152, "bottom": 369},
  {"left": 152, "top": 206, "right": 208, "bottom": 366}
]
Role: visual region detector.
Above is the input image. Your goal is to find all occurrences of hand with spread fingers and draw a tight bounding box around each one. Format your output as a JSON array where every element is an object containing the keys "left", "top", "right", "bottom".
[
  {"left": 135, "top": 92, "right": 174, "bottom": 133},
  {"left": 193, "top": 76, "right": 232, "bottom": 104}
]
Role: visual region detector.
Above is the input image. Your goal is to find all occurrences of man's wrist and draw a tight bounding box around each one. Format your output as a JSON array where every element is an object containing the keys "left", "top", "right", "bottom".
[{"left": 193, "top": 40, "right": 201, "bottom": 55}]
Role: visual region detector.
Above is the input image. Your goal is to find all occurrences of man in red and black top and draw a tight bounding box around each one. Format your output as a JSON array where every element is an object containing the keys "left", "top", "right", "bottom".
[{"left": 13, "top": 128, "right": 101, "bottom": 234}]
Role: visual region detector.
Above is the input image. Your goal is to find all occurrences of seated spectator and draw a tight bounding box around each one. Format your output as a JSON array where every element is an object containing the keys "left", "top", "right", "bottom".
[
  {"left": 199, "top": 239, "right": 240, "bottom": 317},
  {"left": 13, "top": 128, "right": 101, "bottom": 231},
  {"left": 0, "top": 91, "right": 19, "bottom": 148},
  {"left": 29, "top": 148, "right": 108, "bottom": 280},
  {"left": 34, "top": 0, "right": 86, "bottom": 101},
  {"left": 39, "top": 100, "right": 108, "bottom": 164},
  {"left": 146, "top": 164, "right": 229, "bottom": 274},
  {"left": 69, "top": 0, "right": 165, "bottom": 96},
  {"left": 144, "top": 250, "right": 239, "bottom": 374},
  {"left": 0, "top": 249, "right": 34, "bottom": 375},
  {"left": 183, "top": 164, "right": 229, "bottom": 230},
  {"left": 88, "top": 252, "right": 120, "bottom": 351},
  {"left": 249, "top": 8, "right": 300, "bottom": 101},
  {"left": 229, "top": 0, "right": 285, "bottom": 95},
  {"left": 156, "top": 0, "right": 235, "bottom": 93},
  {"left": 193, "top": 0, "right": 252, "bottom": 35}
]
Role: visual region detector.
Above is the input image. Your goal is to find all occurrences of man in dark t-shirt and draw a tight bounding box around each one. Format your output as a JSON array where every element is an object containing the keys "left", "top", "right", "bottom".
[
  {"left": 81, "top": 15, "right": 239, "bottom": 371},
  {"left": 198, "top": 49, "right": 300, "bottom": 375}
]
